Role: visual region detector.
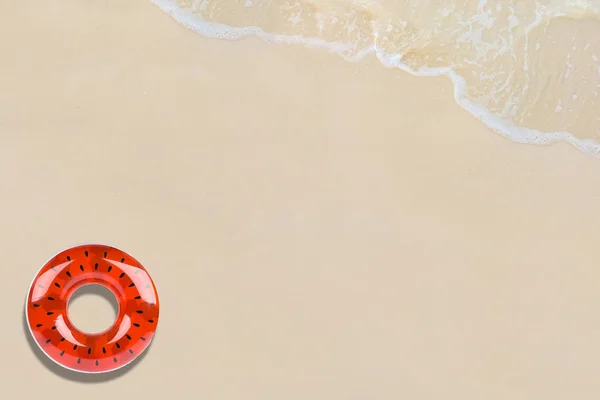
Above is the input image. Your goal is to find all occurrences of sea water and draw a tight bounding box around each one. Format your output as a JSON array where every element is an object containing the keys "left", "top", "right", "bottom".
[{"left": 152, "top": 0, "right": 600, "bottom": 155}]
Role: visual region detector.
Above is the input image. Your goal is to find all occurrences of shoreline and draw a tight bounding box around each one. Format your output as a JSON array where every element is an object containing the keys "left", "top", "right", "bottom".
[{"left": 152, "top": 0, "right": 600, "bottom": 159}]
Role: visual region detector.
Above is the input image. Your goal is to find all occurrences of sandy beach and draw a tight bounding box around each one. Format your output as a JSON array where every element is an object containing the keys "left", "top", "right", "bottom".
[{"left": 3, "top": 0, "right": 600, "bottom": 398}]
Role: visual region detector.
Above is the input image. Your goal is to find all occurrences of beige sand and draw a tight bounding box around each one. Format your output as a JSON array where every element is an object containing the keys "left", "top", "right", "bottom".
[{"left": 2, "top": 0, "right": 600, "bottom": 399}]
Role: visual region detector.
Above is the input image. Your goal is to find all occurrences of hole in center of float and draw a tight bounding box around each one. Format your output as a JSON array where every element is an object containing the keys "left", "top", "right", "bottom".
[{"left": 67, "top": 284, "right": 118, "bottom": 334}]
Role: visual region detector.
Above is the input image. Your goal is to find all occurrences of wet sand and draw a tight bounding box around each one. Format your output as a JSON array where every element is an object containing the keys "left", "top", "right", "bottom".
[{"left": 2, "top": 0, "right": 600, "bottom": 399}]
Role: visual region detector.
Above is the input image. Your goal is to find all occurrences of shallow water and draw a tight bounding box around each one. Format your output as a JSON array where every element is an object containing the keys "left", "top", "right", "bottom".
[{"left": 152, "top": 0, "right": 600, "bottom": 155}]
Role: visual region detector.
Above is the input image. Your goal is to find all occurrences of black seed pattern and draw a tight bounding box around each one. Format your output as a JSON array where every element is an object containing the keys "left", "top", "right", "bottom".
[
  {"left": 134, "top": 296, "right": 141, "bottom": 300},
  {"left": 45, "top": 339, "right": 51, "bottom": 344},
  {"left": 148, "top": 319, "right": 154, "bottom": 323},
  {"left": 47, "top": 311, "right": 54, "bottom": 315},
  {"left": 48, "top": 297, "right": 55, "bottom": 301},
  {"left": 51, "top": 326, "right": 56, "bottom": 330},
  {"left": 77, "top": 358, "right": 81, "bottom": 364},
  {"left": 141, "top": 337, "right": 146, "bottom": 341},
  {"left": 60, "top": 337, "right": 65, "bottom": 342},
  {"left": 73, "top": 345, "right": 78, "bottom": 350},
  {"left": 85, "top": 251, "right": 88, "bottom": 257},
  {"left": 121, "top": 258, "right": 125, "bottom": 262},
  {"left": 33, "top": 304, "right": 39, "bottom": 308},
  {"left": 66, "top": 256, "right": 70, "bottom": 261},
  {"left": 116, "top": 342, "right": 121, "bottom": 349},
  {"left": 133, "top": 323, "right": 140, "bottom": 327},
  {"left": 129, "top": 349, "right": 134, "bottom": 354},
  {"left": 128, "top": 283, "right": 135, "bottom": 287},
  {"left": 80, "top": 265, "right": 84, "bottom": 271},
  {"left": 54, "top": 282, "right": 60, "bottom": 288},
  {"left": 66, "top": 271, "right": 71, "bottom": 277},
  {"left": 126, "top": 334, "right": 132, "bottom": 340},
  {"left": 96, "top": 360, "right": 99, "bottom": 366},
  {"left": 95, "top": 263, "right": 98, "bottom": 270},
  {"left": 102, "top": 347, "right": 106, "bottom": 354},
  {"left": 113, "top": 357, "right": 118, "bottom": 363},
  {"left": 136, "top": 310, "right": 143, "bottom": 314},
  {"left": 88, "top": 348, "right": 92, "bottom": 355},
  {"left": 60, "top": 351, "right": 65, "bottom": 356},
  {"left": 36, "top": 324, "right": 42, "bottom": 328},
  {"left": 108, "top": 266, "right": 112, "bottom": 272},
  {"left": 104, "top": 252, "right": 107, "bottom": 257},
  {"left": 119, "top": 272, "right": 125, "bottom": 278}
]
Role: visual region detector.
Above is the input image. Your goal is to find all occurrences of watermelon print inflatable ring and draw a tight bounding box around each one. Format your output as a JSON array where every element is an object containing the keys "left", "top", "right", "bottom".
[{"left": 25, "top": 244, "right": 160, "bottom": 374}]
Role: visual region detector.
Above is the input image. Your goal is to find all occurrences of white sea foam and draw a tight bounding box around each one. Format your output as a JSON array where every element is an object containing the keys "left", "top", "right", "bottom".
[{"left": 151, "top": 0, "right": 600, "bottom": 157}]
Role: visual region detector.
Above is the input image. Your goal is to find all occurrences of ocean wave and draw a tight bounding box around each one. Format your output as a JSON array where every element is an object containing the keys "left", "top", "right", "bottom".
[{"left": 151, "top": 0, "right": 600, "bottom": 156}]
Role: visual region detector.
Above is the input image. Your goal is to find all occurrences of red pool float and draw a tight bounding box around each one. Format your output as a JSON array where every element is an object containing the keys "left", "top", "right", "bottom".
[{"left": 25, "top": 244, "right": 160, "bottom": 373}]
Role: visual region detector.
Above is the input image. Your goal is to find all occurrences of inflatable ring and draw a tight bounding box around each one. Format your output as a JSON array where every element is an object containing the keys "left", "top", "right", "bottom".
[{"left": 25, "top": 244, "right": 160, "bottom": 374}]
